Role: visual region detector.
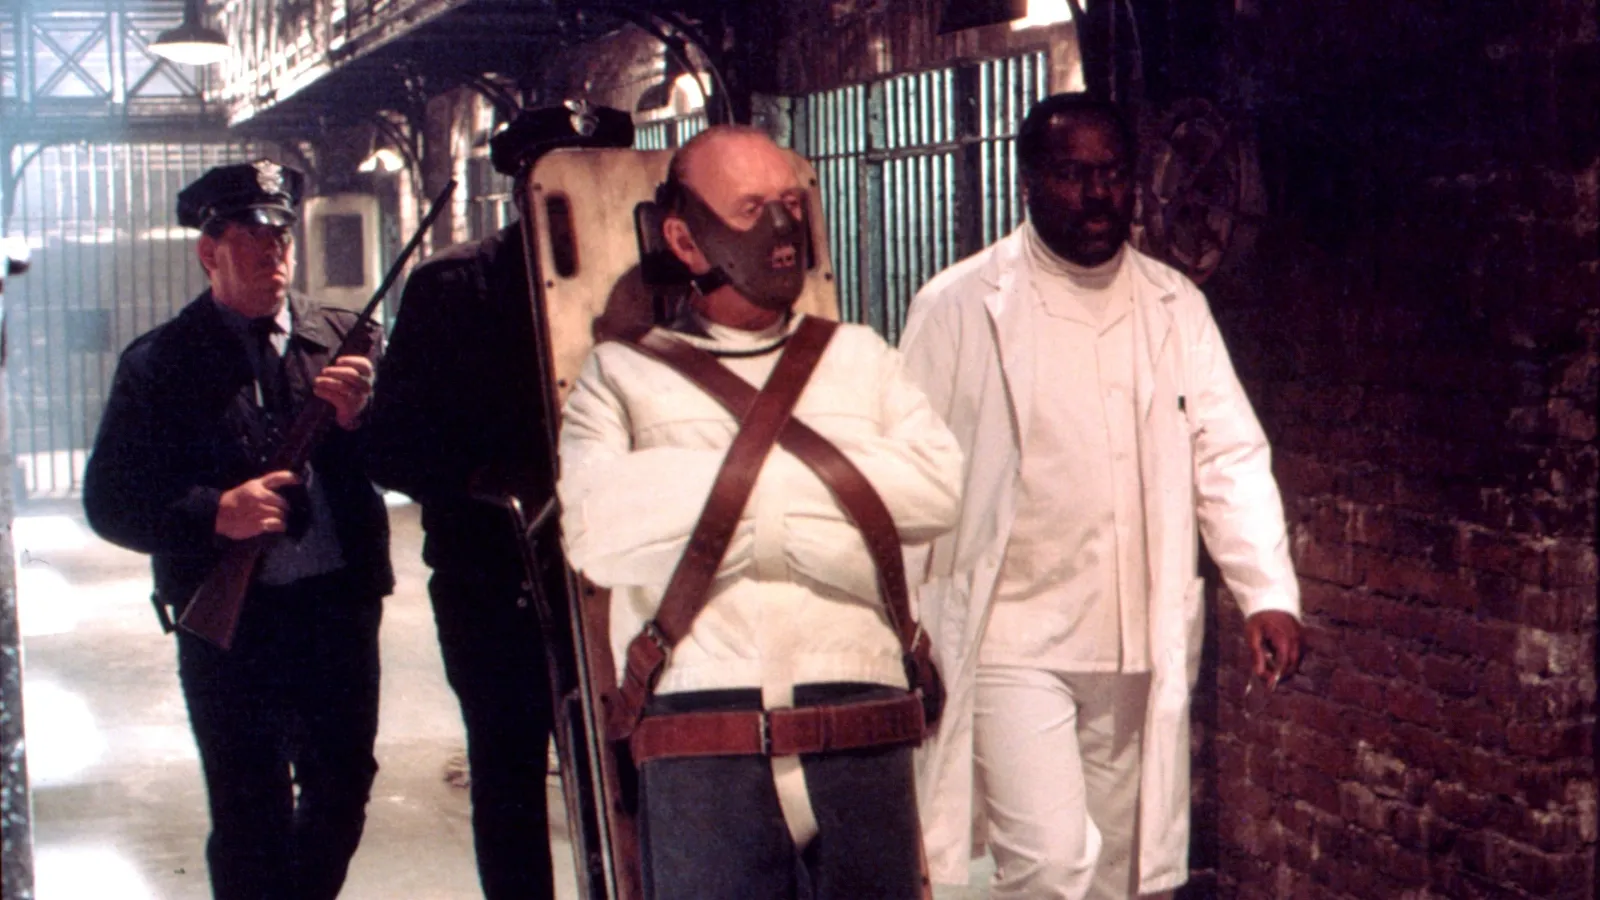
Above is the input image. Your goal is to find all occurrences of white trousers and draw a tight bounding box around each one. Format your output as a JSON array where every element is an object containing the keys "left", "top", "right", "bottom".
[{"left": 973, "top": 667, "right": 1154, "bottom": 900}]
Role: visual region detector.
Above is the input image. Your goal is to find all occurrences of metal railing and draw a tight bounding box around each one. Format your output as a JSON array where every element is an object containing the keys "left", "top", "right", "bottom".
[{"left": 0, "top": 0, "right": 222, "bottom": 143}]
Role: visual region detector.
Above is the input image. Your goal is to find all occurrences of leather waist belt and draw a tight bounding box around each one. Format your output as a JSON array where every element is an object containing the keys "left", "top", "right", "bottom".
[{"left": 630, "top": 694, "right": 925, "bottom": 765}]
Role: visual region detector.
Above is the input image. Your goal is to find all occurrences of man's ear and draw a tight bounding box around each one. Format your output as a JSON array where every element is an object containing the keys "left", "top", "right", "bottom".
[
  {"left": 662, "top": 215, "right": 711, "bottom": 276},
  {"left": 196, "top": 232, "right": 218, "bottom": 277}
]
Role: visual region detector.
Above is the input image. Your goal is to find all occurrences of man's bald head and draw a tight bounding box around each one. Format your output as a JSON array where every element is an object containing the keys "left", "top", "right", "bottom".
[
  {"left": 660, "top": 125, "right": 789, "bottom": 213},
  {"left": 658, "top": 125, "right": 810, "bottom": 323}
]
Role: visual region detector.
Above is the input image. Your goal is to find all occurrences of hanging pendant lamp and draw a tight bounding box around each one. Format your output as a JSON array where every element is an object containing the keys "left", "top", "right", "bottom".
[{"left": 151, "top": 0, "right": 230, "bottom": 66}]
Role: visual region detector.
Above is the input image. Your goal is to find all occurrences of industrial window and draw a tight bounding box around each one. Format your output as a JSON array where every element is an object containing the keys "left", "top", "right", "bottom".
[
  {"left": 634, "top": 112, "right": 708, "bottom": 151},
  {"left": 4, "top": 140, "right": 263, "bottom": 498},
  {"left": 465, "top": 153, "right": 513, "bottom": 241},
  {"left": 794, "top": 51, "right": 1049, "bottom": 340}
]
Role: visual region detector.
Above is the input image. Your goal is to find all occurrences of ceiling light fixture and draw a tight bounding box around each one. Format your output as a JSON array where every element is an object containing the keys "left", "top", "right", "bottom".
[{"left": 151, "top": 0, "right": 230, "bottom": 67}]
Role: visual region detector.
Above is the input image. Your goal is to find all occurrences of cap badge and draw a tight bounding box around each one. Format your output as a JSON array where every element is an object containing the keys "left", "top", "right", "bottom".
[
  {"left": 254, "top": 160, "right": 284, "bottom": 195},
  {"left": 566, "top": 99, "right": 598, "bottom": 137}
]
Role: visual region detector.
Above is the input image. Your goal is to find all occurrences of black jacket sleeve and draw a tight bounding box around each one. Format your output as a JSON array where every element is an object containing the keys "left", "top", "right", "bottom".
[
  {"left": 83, "top": 341, "right": 225, "bottom": 557},
  {"left": 365, "top": 256, "right": 482, "bottom": 503},
  {"left": 367, "top": 226, "right": 554, "bottom": 508}
]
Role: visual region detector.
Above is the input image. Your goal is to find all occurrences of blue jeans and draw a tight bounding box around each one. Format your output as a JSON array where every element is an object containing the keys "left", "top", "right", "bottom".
[{"left": 637, "top": 683, "right": 924, "bottom": 900}]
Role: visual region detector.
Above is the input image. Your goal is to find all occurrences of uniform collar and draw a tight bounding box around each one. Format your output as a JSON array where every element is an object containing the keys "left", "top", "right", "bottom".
[{"left": 210, "top": 293, "right": 292, "bottom": 341}]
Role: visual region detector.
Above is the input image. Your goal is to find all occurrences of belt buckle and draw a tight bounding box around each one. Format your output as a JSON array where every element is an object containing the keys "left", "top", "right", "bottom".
[{"left": 758, "top": 709, "right": 772, "bottom": 756}]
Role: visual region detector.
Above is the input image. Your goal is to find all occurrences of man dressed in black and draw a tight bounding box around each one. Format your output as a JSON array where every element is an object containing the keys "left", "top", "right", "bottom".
[
  {"left": 365, "top": 104, "right": 632, "bottom": 899},
  {"left": 83, "top": 161, "right": 391, "bottom": 899}
]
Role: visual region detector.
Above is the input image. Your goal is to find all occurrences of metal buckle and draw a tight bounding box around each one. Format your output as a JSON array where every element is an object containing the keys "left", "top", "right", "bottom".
[
  {"left": 642, "top": 620, "right": 672, "bottom": 662},
  {"left": 758, "top": 710, "right": 772, "bottom": 756}
]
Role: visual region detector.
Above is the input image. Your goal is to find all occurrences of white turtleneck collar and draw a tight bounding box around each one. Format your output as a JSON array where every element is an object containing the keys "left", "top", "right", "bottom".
[
  {"left": 673, "top": 304, "right": 798, "bottom": 357},
  {"left": 1024, "top": 220, "right": 1127, "bottom": 286},
  {"left": 1023, "top": 221, "right": 1130, "bottom": 326}
]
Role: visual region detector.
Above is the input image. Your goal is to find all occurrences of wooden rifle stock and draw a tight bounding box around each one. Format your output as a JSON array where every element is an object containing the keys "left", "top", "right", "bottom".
[{"left": 179, "top": 180, "right": 458, "bottom": 649}]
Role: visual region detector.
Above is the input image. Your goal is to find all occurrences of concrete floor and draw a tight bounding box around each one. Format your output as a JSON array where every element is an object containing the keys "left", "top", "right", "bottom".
[
  {"left": 17, "top": 499, "right": 991, "bottom": 900},
  {"left": 17, "top": 499, "right": 577, "bottom": 900}
]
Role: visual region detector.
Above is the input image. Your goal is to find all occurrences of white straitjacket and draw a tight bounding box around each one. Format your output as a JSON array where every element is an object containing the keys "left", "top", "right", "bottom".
[{"left": 899, "top": 227, "right": 1301, "bottom": 894}]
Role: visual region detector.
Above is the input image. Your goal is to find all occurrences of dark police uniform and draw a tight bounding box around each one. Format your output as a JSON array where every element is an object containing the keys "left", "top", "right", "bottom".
[
  {"left": 364, "top": 105, "right": 631, "bottom": 900},
  {"left": 83, "top": 161, "right": 392, "bottom": 900}
]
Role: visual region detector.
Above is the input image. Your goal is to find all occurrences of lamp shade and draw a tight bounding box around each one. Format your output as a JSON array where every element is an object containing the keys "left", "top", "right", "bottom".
[{"left": 151, "top": 0, "right": 229, "bottom": 66}]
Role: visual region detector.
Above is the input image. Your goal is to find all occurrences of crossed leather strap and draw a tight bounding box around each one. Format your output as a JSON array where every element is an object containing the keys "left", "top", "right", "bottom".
[{"left": 601, "top": 316, "right": 943, "bottom": 764}]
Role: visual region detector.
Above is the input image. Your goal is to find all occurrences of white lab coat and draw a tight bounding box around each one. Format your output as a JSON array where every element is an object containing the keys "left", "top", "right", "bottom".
[{"left": 900, "top": 228, "right": 1300, "bottom": 894}]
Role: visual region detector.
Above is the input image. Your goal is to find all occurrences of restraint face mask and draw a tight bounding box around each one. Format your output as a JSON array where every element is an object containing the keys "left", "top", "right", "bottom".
[{"left": 676, "top": 184, "right": 809, "bottom": 311}]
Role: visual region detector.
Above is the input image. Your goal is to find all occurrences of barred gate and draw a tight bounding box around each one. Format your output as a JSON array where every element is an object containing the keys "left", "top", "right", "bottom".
[
  {"left": 794, "top": 51, "right": 1050, "bottom": 340},
  {"left": 3, "top": 140, "right": 261, "bottom": 498},
  {"left": 634, "top": 112, "right": 707, "bottom": 151}
]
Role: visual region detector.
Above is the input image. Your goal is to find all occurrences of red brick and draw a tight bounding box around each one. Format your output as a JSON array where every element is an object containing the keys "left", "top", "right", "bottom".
[
  {"left": 1299, "top": 580, "right": 1358, "bottom": 621},
  {"left": 1341, "top": 708, "right": 1392, "bottom": 746},
  {"left": 1463, "top": 530, "right": 1546, "bottom": 583},
  {"left": 1282, "top": 725, "right": 1353, "bottom": 779},
  {"left": 1391, "top": 804, "right": 1454, "bottom": 853},
  {"left": 1389, "top": 723, "right": 1452, "bottom": 771},
  {"left": 1516, "top": 768, "right": 1588, "bottom": 810},
  {"left": 1513, "top": 677, "right": 1595, "bottom": 719},
  {"left": 1429, "top": 781, "right": 1493, "bottom": 828},
  {"left": 1432, "top": 615, "right": 1518, "bottom": 659},
  {"left": 1295, "top": 539, "right": 1362, "bottom": 587},
  {"left": 1500, "top": 838, "right": 1593, "bottom": 896},
  {"left": 1286, "top": 766, "right": 1342, "bottom": 817},
  {"left": 1328, "top": 669, "right": 1386, "bottom": 709},
  {"left": 1441, "top": 706, "right": 1509, "bottom": 750},
  {"left": 1376, "top": 598, "right": 1444, "bottom": 643},
  {"left": 1376, "top": 836, "right": 1432, "bottom": 886},
  {"left": 1549, "top": 395, "right": 1597, "bottom": 441},
  {"left": 1510, "top": 585, "right": 1592, "bottom": 631},
  {"left": 1385, "top": 680, "right": 1443, "bottom": 727},
  {"left": 1457, "top": 747, "right": 1525, "bottom": 796},
  {"left": 1363, "top": 550, "right": 1470, "bottom": 607},
  {"left": 1342, "top": 632, "right": 1400, "bottom": 677},
  {"left": 1492, "top": 799, "right": 1583, "bottom": 853},
  {"left": 1422, "top": 654, "right": 1481, "bottom": 697},
  {"left": 1216, "top": 740, "right": 1248, "bottom": 780},
  {"left": 1347, "top": 503, "right": 1393, "bottom": 547},
  {"left": 1276, "top": 798, "right": 1337, "bottom": 840},
  {"left": 1278, "top": 452, "right": 1340, "bottom": 496},
  {"left": 1221, "top": 777, "right": 1275, "bottom": 820},
  {"left": 1276, "top": 690, "right": 1344, "bottom": 737},
  {"left": 1510, "top": 627, "right": 1588, "bottom": 677},
  {"left": 1338, "top": 781, "right": 1390, "bottom": 832},
  {"left": 1506, "top": 720, "right": 1590, "bottom": 759},
  {"left": 1394, "top": 644, "right": 1424, "bottom": 682},
  {"left": 1355, "top": 745, "right": 1410, "bottom": 798},
  {"left": 1303, "top": 500, "right": 1350, "bottom": 545},
  {"left": 1480, "top": 661, "right": 1522, "bottom": 713},
  {"left": 1386, "top": 515, "right": 1462, "bottom": 568}
]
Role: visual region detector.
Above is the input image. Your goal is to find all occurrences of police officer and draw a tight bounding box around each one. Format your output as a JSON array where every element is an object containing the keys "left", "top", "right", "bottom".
[
  {"left": 83, "top": 160, "right": 392, "bottom": 900},
  {"left": 364, "top": 105, "right": 632, "bottom": 899}
]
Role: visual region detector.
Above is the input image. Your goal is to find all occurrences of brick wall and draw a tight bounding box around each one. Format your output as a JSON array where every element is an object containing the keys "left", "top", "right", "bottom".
[{"left": 1189, "top": 2, "right": 1599, "bottom": 897}]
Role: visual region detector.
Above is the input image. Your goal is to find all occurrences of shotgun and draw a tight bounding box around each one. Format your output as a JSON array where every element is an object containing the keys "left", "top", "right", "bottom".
[{"left": 179, "top": 179, "right": 458, "bottom": 649}]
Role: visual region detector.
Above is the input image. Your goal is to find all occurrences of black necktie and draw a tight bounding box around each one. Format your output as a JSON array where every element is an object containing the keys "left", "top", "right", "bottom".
[{"left": 248, "top": 317, "right": 289, "bottom": 414}]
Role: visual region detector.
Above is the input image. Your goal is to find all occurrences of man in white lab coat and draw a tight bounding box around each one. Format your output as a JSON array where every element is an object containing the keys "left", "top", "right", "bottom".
[{"left": 901, "top": 94, "right": 1303, "bottom": 900}]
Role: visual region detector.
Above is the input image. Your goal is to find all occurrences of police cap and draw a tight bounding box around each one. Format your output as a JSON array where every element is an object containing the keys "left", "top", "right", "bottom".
[
  {"left": 489, "top": 103, "right": 635, "bottom": 176},
  {"left": 176, "top": 159, "right": 305, "bottom": 231}
]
